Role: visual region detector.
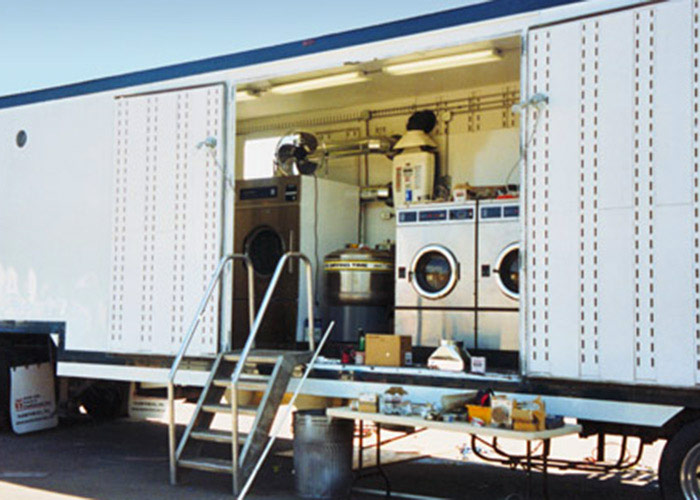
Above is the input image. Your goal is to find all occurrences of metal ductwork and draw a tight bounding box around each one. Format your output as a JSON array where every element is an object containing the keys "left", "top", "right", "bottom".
[{"left": 274, "top": 131, "right": 396, "bottom": 176}]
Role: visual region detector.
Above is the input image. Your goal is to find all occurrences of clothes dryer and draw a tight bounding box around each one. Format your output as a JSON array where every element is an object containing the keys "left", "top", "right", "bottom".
[{"left": 233, "top": 176, "right": 359, "bottom": 348}]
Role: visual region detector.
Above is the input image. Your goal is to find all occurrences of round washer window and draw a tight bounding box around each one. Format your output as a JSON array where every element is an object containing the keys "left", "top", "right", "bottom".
[
  {"left": 496, "top": 245, "right": 519, "bottom": 299},
  {"left": 245, "top": 226, "right": 285, "bottom": 277},
  {"left": 411, "top": 245, "right": 458, "bottom": 300}
]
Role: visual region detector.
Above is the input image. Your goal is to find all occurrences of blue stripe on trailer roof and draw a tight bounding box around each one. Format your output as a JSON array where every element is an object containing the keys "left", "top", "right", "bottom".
[{"left": 0, "top": 0, "right": 582, "bottom": 110}]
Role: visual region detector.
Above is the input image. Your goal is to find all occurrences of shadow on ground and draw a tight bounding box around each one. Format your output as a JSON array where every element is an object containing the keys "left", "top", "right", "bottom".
[{"left": 0, "top": 418, "right": 660, "bottom": 500}]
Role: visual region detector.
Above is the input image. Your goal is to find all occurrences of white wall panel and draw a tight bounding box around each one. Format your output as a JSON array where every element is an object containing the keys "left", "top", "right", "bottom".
[
  {"left": 578, "top": 19, "right": 601, "bottom": 378},
  {"left": 0, "top": 95, "right": 114, "bottom": 351},
  {"left": 108, "top": 85, "right": 224, "bottom": 356},
  {"left": 693, "top": 0, "right": 700, "bottom": 384},
  {"left": 526, "top": 29, "right": 552, "bottom": 375},
  {"left": 595, "top": 10, "right": 636, "bottom": 384},
  {"left": 525, "top": 1, "right": 697, "bottom": 386},
  {"left": 655, "top": 205, "right": 695, "bottom": 386},
  {"left": 597, "top": 209, "right": 635, "bottom": 383},
  {"left": 538, "top": 21, "right": 581, "bottom": 380}
]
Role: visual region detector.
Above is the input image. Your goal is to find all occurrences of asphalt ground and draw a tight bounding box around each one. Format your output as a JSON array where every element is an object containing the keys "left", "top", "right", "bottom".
[{"left": 0, "top": 414, "right": 664, "bottom": 500}]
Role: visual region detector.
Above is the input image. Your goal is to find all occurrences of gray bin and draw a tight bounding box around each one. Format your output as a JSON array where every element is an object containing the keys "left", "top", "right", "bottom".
[{"left": 294, "top": 409, "right": 354, "bottom": 499}]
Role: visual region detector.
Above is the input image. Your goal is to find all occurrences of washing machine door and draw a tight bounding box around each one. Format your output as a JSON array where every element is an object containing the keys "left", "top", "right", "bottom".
[
  {"left": 494, "top": 243, "right": 519, "bottom": 300},
  {"left": 410, "top": 245, "right": 459, "bottom": 300}
]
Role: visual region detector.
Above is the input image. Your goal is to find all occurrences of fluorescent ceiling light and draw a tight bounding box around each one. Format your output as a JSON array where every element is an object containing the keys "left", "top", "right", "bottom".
[
  {"left": 236, "top": 89, "right": 260, "bottom": 102},
  {"left": 384, "top": 49, "right": 502, "bottom": 76},
  {"left": 270, "top": 71, "right": 368, "bottom": 94}
]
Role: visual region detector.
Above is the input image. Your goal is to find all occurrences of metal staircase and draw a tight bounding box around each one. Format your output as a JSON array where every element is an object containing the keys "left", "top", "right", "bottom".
[{"left": 167, "top": 252, "right": 317, "bottom": 495}]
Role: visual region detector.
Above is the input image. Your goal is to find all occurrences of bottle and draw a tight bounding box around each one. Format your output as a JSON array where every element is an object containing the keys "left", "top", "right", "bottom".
[{"left": 358, "top": 329, "right": 365, "bottom": 352}]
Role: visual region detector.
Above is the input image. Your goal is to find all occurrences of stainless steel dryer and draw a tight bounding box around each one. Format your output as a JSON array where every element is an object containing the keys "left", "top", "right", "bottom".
[
  {"left": 233, "top": 176, "right": 359, "bottom": 348},
  {"left": 476, "top": 198, "right": 520, "bottom": 351},
  {"left": 394, "top": 202, "right": 477, "bottom": 347}
]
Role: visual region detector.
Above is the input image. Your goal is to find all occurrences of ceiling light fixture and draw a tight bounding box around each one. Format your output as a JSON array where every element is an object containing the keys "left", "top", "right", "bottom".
[
  {"left": 236, "top": 89, "right": 261, "bottom": 102},
  {"left": 383, "top": 49, "right": 502, "bottom": 76},
  {"left": 270, "top": 71, "right": 368, "bottom": 94}
]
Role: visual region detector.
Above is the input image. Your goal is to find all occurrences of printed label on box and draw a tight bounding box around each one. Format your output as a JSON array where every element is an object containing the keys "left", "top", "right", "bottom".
[
  {"left": 10, "top": 363, "right": 58, "bottom": 434},
  {"left": 471, "top": 356, "right": 486, "bottom": 374}
]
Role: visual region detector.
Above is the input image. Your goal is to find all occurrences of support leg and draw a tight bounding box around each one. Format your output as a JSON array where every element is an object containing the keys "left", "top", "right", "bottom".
[
  {"left": 542, "top": 439, "right": 551, "bottom": 500},
  {"left": 375, "top": 423, "right": 391, "bottom": 498},
  {"left": 526, "top": 440, "right": 532, "bottom": 500},
  {"left": 359, "top": 420, "right": 364, "bottom": 471},
  {"left": 597, "top": 433, "right": 605, "bottom": 462}
]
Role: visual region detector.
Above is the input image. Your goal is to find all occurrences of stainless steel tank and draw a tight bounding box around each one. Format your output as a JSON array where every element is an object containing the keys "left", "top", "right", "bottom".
[{"left": 323, "top": 244, "right": 394, "bottom": 342}]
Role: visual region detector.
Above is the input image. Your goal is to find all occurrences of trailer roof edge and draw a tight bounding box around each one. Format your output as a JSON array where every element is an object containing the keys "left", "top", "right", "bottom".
[{"left": 0, "top": 0, "right": 582, "bottom": 110}]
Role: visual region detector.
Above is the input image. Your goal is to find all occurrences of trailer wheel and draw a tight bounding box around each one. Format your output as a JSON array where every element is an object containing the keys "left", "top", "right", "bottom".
[{"left": 660, "top": 420, "right": 700, "bottom": 499}]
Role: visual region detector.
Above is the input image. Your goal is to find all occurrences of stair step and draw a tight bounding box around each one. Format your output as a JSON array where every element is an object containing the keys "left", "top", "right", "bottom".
[
  {"left": 224, "top": 349, "right": 309, "bottom": 364},
  {"left": 190, "top": 429, "right": 248, "bottom": 444},
  {"left": 202, "top": 403, "right": 258, "bottom": 415},
  {"left": 213, "top": 378, "right": 269, "bottom": 392},
  {"left": 178, "top": 457, "right": 232, "bottom": 474},
  {"left": 212, "top": 373, "right": 270, "bottom": 385}
]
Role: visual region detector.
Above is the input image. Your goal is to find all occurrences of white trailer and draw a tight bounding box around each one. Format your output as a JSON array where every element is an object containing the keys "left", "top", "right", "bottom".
[{"left": 2, "top": 0, "right": 700, "bottom": 496}]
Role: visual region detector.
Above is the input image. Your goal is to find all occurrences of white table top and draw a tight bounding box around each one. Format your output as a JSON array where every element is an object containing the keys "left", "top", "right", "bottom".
[{"left": 327, "top": 407, "right": 582, "bottom": 441}]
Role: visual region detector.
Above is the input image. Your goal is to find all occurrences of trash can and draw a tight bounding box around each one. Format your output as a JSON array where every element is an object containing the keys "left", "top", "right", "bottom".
[{"left": 293, "top": 409, "right": 354, "bottom": 499}]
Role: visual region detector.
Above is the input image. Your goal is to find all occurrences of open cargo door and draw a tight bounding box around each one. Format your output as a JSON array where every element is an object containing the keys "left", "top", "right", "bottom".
[
  {"left": 523, "top": 1, "right": 700, "bottom": 387},
  {"left": 108, "top": 84, "right": 225, "bottom": 356}
]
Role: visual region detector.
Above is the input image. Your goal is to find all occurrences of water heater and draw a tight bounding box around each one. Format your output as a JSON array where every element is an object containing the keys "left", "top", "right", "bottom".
[{"left": 391, "top": 130, "right": 437, "bottom": 207}]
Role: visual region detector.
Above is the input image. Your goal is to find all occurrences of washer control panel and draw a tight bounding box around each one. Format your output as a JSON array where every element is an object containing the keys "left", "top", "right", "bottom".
[{"left": 398, "top": 201, "right": 518, "bottom": 225}]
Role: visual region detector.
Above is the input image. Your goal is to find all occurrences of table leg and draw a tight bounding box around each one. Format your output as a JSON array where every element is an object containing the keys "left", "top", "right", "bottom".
[
  {"left": 526, "top": 440, "right": 532, "bottom": 500},
  {"left": 376, "top": 423, "right": 391, "bottom": 498},
  {"left": 542, "top": 439, "right": 551, "bottom": 500},
  {"left": 351, "top": 420, "right": 391, "bottom": 498},
  {"left": 359, "top": 420, "right": 364, "bottom": 471}
]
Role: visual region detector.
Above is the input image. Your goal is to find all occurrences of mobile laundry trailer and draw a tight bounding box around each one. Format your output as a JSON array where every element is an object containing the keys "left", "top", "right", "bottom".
[{"left": 2, "top": 0, "right": 700, "bottom": 497}]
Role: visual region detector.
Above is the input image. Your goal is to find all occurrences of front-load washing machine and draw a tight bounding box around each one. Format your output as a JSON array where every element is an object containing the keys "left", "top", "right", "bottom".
[
  {"left": 233, "top": 176, "right": 359, "bottom": 348},
  {"left": 394, "top": 202, "right": 477, "bottom": 347},
  {"left": 476, "top": 199, "right": 520, "bottom": 351}
]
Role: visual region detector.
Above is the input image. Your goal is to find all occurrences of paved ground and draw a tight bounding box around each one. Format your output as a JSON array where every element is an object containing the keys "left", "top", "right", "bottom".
[{"left": 0, "top": 416, "right": 664, "bottom": 500}]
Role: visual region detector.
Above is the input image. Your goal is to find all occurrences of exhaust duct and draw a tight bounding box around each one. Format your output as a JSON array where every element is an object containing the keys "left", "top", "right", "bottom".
[{"left": 274, "top": 132, "right": 396, "bottom": 176}]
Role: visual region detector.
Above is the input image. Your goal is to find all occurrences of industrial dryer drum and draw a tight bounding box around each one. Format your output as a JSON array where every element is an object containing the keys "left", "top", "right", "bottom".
[
  {"left": 232, "top": 176, "right": 359, "bottom": 349},
  {"left": 323, "top": 245, "right": 394, "bottom": 343}
]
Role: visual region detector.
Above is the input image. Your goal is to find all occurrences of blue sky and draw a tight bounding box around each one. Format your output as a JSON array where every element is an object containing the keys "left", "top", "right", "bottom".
[{"left": 0, "top": 0, "right": 475, "bottom": 97}]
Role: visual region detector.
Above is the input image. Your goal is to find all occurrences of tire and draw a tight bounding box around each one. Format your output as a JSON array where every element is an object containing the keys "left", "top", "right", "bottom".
[
  {"left": 660, "top": 420, "right": 700, "bottom": 499},
  {"left": 77, "top": 381, "right": 128, "bottom": 420}
]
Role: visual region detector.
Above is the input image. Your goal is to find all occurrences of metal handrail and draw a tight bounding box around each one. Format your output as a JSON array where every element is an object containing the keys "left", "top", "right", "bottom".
[
  {"left": 230, "top": 251, "right": 315, "bottom": 493},
  {"left": 237, "top": 321, "right": 335, "bottom": 500},
  {"left": 168, "top": 252, "right": 254, "bottom": 485}
]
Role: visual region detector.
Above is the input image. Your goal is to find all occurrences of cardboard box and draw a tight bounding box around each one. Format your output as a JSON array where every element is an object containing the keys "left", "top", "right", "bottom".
[
  {"left": 512, "top": 397, "right": 546, "bottom": 431},
  {"left": 357, "top": 393, "right": 379, "bottom": 413},
  {"left": 365, "top": 334, "right": 412, "bottom": 367}
]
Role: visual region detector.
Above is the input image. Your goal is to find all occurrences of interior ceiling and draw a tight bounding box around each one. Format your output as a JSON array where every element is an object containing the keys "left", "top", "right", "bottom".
[{"left": 237, "top": 36, "right": 520, "bottom": 121}]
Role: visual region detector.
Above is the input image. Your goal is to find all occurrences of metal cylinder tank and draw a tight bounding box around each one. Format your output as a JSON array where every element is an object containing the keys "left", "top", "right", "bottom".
[
  {"left": 323, "top": 244, "right": 394, "bottom": 342},
  {"left": 293, "top": 410, "right": 354, "bottom": 500}
]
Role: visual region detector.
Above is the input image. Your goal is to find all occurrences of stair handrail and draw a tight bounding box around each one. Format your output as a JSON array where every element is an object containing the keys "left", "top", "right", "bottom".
[
  {"left": 237, "top": 320, "right": 335, "bottom": 500},
  {"left": 167, "top": 252, "right": 254, "bottom": 486},
  {"left": 231, "top": 251, "right": 315, "bottom": 382},
  {"left": 229, "top": 251, "right": 315, "bottom": 493}
]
